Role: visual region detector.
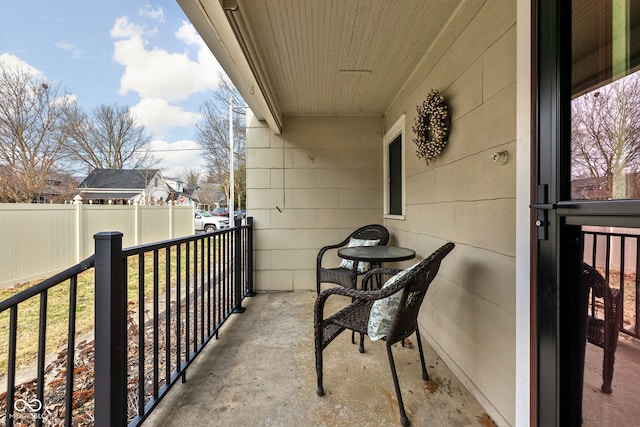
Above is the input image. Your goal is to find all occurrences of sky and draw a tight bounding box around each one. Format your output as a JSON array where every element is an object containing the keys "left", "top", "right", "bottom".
[{"left": 0, "top": 0, "right": 225, "bottom": 178}]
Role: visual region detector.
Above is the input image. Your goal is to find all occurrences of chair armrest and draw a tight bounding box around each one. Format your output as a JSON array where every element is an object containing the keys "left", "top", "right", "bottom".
[
  {"left": 314, "top": 277, "right": 408, "bottom": 321},
  {"left": 316, "top": 237, "right": 351, "bottom": 269},
  {"left": 316, "top": 245, "right": 358, "bottom": 273}
]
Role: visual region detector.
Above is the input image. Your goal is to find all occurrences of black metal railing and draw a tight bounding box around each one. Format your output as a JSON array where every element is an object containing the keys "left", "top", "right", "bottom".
[
  {"left": 582, "top": 227, "right": 640, "bottom": 339},
  {"left": 0, "top": 218, "right": 254, "bottom": 426},
  {"left": 0, "top": 255, "right": 96, "bottom": 426},
  {"left": 120, "top": 218, "right": 254, "bottom": 426}
]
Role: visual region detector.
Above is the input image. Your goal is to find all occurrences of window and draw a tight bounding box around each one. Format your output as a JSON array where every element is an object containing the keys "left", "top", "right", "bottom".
[
  {"left": 384, "top": 115, "right": 405, "bottom": 218},
  {"left": 570, "top": 2, "right": 640, "bottom": 201}
]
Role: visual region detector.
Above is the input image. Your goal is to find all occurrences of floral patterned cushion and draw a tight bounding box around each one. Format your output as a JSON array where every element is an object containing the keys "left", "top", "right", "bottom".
[
  {"left": 368, "top": 263, "right": 419, "bottom": 341},
  {"left": 339, "top": 237, "right": 380, "bottom": 274}
]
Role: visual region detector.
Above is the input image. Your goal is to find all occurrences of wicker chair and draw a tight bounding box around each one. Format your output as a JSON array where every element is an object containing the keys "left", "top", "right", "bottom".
[
  {"left": 316, "top": 224, "right": 390, "bottom": 294},
  {"left": 314, "top": 242, "right": 455, "bottom": 426},
  {"left": 581, "top": 262, "right": 622, "bottom": 394}
]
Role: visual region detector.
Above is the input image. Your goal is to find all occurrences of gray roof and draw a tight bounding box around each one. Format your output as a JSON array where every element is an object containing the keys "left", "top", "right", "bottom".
[
  {"left": 78, "top": 169, "right": 160, "bottom": 190},
  {"left": 79, "top": 192, "right": 140, "bottom": 200}
]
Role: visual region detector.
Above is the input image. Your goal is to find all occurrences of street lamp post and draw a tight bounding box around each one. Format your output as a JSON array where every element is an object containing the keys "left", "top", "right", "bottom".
[{"left": 228, "top": 97, "right": 235, "bottom": 225}]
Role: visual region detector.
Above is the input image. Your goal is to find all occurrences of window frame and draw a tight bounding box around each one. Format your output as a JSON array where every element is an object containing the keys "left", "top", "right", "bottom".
[{"left": 383, "top": 114, "right": 406, "bottom": 219}]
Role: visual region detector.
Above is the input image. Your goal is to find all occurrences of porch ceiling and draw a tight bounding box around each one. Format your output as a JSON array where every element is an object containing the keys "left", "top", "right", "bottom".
[{"left": 178, "top": 0, "right": 462, "bottom": 133}]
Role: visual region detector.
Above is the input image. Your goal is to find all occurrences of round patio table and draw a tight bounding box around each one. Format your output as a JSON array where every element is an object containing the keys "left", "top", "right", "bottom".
[
  {"left": 338, "top": 245, "right": 416, "bottom": 263},
  {"left": 338, "top": 245, "right": 416, "bottom": 290}
]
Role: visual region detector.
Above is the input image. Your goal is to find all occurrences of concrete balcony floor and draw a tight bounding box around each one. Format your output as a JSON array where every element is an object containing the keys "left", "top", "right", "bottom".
[
  {"left": 583, "top": 335, "right": 640, "bottom": 426},
  {"left": 142, "top": 291, "right": 489, "bottom": 426}
]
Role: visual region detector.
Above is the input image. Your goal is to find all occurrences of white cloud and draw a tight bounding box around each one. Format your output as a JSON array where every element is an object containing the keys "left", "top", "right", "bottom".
[
  {"left": 0, "top": 53, "right": 44, "bottom": 77},
  {"left": 146, "top": 139, "right": 207, "bottom": 178},
  {"left": 111, "top": 17, "right": 221, "bottom": 102},
  {"left": 55, "top": 41, "right": 83, "bottom": 59},
  {"left": 140, "top": 4, "right": 165, "bottom": 23},
  {"left": 107, "top": 15, "right": 225, "bottom": 173},
  {"left": 130, "top": 98, "right": 201, "bottom": 138},
  {"left": 2, "top": 12, "right": 220, "bottom": 180},
  {"left": 175, "top": 21, "right": 203, "bottom": 46},
  {"left": 53, "top": 93, "right": 78, "bottom": 106},
  {"left": 110, "top": 16, "right": 146, "bottom": 39},
  {"left": 0, "top": 54, "right": 72, "bottom": 106}
]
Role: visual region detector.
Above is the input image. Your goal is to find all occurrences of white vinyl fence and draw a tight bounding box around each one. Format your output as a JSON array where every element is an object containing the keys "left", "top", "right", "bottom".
[{"left": 0, "top": 203, "right": 195, "bottom": 288}]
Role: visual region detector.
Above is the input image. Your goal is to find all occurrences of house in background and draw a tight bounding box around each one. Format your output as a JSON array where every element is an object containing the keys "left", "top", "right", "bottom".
[
  {"left": 0, "top": 166, "right": 79, "bottom": 204},
  {"left": 76, "top": 169, "right": 196, "bottom": 206},
  {"left": 33, "top": 172, "right": 80, "bottom": 204},
  {"left": 191, "top": 183, "right": 227, "bottom": 211},
  {"left": 164, "top": 177, "right": 201, "bottom": 206}
]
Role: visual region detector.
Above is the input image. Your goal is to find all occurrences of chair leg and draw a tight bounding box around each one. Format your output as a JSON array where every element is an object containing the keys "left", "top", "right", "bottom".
[
  {"left": 601, "top": 349, "right": 613, "bottom": 394},
  {"left": 315, "top": 325, "right": 325, "bottom": 396},
  {"left": 349, "top": 331, "right": 366, "bottom": 353},
  {"left": 601, "top": 290, "right": 621, "bottom": 394},
  {"left": 350, "top": 292, "right": 365, "bottom": 352},
  {"left": 415, "top": 328, "right": 430, "bottom": 381},
  {"left": 386, "top": 344, "right": 410, "bottom": 426},
  {"left": 601, "top": 324, "right": 618, "bottom": 394}
]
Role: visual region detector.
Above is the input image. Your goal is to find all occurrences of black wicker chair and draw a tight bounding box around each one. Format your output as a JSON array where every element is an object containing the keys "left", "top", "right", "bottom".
[
  {"left": 581, "top": 262, "right": 622, "bottom": 394},
  {"left": 314, "top": 242, "right": 455, "bottom": 426},
  {"left": 316, "top": 224, "right": 389, "bottom": 294}
]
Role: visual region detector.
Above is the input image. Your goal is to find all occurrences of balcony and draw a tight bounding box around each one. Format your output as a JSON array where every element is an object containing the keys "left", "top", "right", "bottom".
[
  {"left": 4, "top": 222, "right": 640, "bottom": 426},
  {"left": 0, "top": 219, "right": 489, "bottom": 426}
]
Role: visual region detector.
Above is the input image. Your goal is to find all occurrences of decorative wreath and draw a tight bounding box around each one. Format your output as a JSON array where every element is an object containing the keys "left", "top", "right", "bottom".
[{"left": 412, "top": 89, "right": 450, "bottom": 165}]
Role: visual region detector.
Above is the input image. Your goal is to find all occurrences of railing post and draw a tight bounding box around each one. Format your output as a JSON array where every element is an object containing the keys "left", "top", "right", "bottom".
[
  {"left": 93, "top": 231, "right": 127, "bottom": 427},
  {"left": 233, "top": 218, "right": 246, "bottom": 312},
  {"left": 247, "top": 217, "right": 255, "bottom": 296}
]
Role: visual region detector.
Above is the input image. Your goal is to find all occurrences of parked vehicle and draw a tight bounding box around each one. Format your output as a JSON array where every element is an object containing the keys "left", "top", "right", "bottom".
[
  {"left": 195, "top": 209, "right": 229, "bottom": 232},
  {"left": 210, "top": 207, "right": 228, "bottom": 216},
  {"left": 211, "top": 207, "right": 246, "bottom": 221}
]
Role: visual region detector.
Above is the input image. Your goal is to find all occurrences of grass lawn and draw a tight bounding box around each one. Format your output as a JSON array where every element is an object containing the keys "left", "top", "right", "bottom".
[
  {"left": 0, "top": 240, "right": 220, "bottom": 375},
  {"left": 0, "top": 271, "right": 95, "bottom": 374}
]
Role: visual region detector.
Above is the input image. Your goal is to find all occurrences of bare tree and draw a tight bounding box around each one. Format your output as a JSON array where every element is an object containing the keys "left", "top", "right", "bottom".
[
  {"left": 196, "top": 75, "right": 246, "bottom": 209},
  {"left": 0, "top": 63, "right": 72, "bottom": 202},
  {"left": 181, "top": 168, "right": 202, "bottom": 188},
  {"left": 62, "top": 103, "right": 156, "bottom": 173},
  {"left": 571, "top": 73, "right": 640, "bottom": 199}
]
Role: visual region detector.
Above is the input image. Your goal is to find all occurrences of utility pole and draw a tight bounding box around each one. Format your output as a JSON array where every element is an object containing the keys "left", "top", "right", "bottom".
[{"left": 228, "top": 97, "right": 235, "bottom": 225}]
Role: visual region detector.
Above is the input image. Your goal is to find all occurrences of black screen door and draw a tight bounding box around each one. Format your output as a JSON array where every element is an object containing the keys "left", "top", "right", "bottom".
[{"left": 536, "top": 1, "right": 640, "bottom": 425}]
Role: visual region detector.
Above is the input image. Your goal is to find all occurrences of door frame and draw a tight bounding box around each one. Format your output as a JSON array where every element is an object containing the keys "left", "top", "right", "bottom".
[{"left": 533, "top": 1, "right": 570, "bottom": 424}]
